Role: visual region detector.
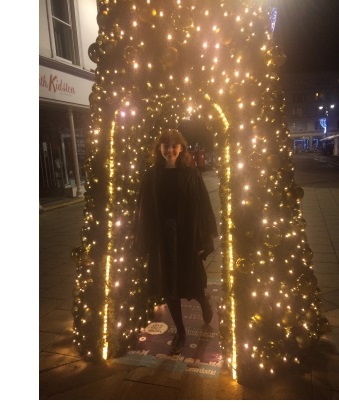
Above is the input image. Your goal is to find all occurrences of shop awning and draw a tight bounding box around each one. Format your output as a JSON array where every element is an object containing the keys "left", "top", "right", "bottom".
[{"left": 319, "top": 134, "right": 339, "bottom": 142}]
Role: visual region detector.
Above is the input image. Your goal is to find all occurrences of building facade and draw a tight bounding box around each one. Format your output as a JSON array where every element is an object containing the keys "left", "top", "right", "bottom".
[
  {"left": 280, "top": 70, "right": 339, "bottom": 156},
  {"left": 39, "top": 0, "right": 97, "bottom": 201}
]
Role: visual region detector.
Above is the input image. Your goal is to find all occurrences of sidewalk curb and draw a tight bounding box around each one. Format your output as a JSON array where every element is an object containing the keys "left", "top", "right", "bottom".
[{"left": 40, "top": 197, "right": 85, "bottom": 213}]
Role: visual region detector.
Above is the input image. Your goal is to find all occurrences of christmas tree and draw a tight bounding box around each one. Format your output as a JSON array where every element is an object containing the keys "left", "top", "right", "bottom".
[{"left": 71, "top": 0, "right": 329, "bottom": 381}]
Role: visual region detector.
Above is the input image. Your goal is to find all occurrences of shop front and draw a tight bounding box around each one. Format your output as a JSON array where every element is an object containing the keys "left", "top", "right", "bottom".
[{"left": 39, "top": 59, "right": 94, "bottom": 201}]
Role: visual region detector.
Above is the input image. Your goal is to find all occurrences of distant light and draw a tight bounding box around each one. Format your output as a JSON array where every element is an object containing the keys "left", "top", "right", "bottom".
[
  {"left": 319, "top": 118, "right": 327, "bottom": 133},
  {"left": 270, "top": 7, "right": 278, "bottom": 32}
]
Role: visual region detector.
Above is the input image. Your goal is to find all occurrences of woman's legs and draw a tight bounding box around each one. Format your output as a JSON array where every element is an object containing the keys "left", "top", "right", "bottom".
[
  {"left": 166, "top": 297, "right": 186, "bottom": 354},
  {"left": 165, "top": 290, "right": 212, "bottom": 355},
  {"left": 166, "top": 297, "right": 185, "bottom": 333},
  {"left": 196, "top": 291, "right": 213, "bottom": 325},
  {"left": 162, "top": 219, "right": 186, "bottom": 353}
]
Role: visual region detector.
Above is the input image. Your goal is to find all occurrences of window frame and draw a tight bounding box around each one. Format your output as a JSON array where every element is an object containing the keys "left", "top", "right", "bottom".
[{"left": 46, "top": 0, "right": 80, "bottom": 65}]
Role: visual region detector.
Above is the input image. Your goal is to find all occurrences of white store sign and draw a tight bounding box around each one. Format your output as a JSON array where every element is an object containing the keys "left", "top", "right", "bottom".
[{"left": 39, "top": 65, "right": 93, "bottom": 106}]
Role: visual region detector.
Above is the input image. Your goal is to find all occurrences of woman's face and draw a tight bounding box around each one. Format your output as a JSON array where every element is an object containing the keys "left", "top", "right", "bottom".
[{"left": 160, "top": 142, "right": 183, "bottom": 167}]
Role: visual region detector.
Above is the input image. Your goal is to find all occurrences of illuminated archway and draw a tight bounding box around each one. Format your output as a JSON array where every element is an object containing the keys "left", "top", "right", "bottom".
[{"left": 71, "top": 0, "right": 328, "bottom": 382}]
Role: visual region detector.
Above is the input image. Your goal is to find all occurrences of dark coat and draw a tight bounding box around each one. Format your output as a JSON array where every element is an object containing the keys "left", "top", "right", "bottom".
[{"left": 134, "top": 166, "right": 218, "bottom": 300}]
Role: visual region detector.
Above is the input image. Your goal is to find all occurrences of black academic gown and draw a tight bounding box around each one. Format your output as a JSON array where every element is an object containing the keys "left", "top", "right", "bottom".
[{"left": 134, "top": 165, "right": 218, "bottom": 300}]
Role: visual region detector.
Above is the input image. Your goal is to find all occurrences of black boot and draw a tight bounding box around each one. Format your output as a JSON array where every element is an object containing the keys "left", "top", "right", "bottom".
[
  {"left": 201, "top": 294, "right": 213, "bottom": 325},
  {"left": 170, "top": 332, "right": 186, "bottom": 355}
]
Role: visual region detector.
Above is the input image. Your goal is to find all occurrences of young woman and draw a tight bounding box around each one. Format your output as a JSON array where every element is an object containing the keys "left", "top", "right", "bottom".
[{"left": 134, "top": 129, "right": 218, "bottom": 354}]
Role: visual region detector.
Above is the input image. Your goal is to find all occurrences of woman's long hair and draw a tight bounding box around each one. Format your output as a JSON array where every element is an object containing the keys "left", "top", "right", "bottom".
[{"left": 153, "top": 129, "right": 191, "bottom": 168}]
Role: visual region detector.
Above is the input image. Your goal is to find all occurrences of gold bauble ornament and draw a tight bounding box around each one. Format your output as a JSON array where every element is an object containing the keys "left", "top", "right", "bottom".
[
  {"left": 71, "top": 245, "right": 84, "bottom": 262},
  {"left": 235, "top": 258, "right": 255, "bottom": 274},
  {"left": 249, "top": 152, "right": 262, "bottom": 169},
  {"left": 302, "top": 245, "right": 313, "bottom": 262},
  {"left": 297, "top": 217, "right": 307, "bottom": 229},
  {"left": 266, "top": 154, "right": 281, "bottom": 170},
  {"left": 270, "top": 188, "right": 282, "bottom": 203},
  {"left": 294, "top": 186, "right": 304, "bottom": 200},
  {"left": 317, "top": 316, "right": 331, "bottom": 334},
  {"left": 72, "top": 305, "right": 79, "bottom": 314},
  {"left": 97, "top": 11, "right": 114, "bottom": 30},
  {"left": 84, "top": 307, "right": 93, "bottom": 320},
  {"left": 295, "top": 333, "right": 312, "bottom": 349},
  {"left": 100, "top": 38, "right": 117, "bottom": 55},
  {"left": 263, "top": 226, "right": 282, "bottom": 248},
  {"left": 72, "top": 288, "right": 81, "bottom": 298},
  {"left": 306, "top": 309, "right": 318, "bottom": 323},
  {"left": 88, "top": 43, "right": 101, "bottom": 63},
  {"left": 161, "top": 47, "right": 179, "bottom": 69},
  {"left": 243, "top": 192, "right": 262, "bottom": 213},
  {"left": 281, "top": 309, "right": 297, "bottom": 327},
  {"left": 271, "top": 46, "right": 287, "bottom": 67},
  {"left": 123, "top": 46, "right": 138, "bottom": 64},
  {"left": 298, "top": 274, "right": 315, "bottom": 295},
  {"left": 81, "top": 251, "right": 93, "bottom": 267},
  {"left": 171, "top": 7, "right": 193, "bottom": 29},
  {"left": 285, "top": 190, "right": 297, "bottom": 206}
]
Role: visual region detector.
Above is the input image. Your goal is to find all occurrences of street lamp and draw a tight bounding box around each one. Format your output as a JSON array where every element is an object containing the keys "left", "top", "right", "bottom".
[{"left": 319, "top": 104, "right": 335, "bottom": 139}]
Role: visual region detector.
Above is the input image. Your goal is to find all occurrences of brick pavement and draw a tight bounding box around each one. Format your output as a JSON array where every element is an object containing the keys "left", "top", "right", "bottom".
[{"left": 39, "top": 161, "right": 339, "bottom": 399}]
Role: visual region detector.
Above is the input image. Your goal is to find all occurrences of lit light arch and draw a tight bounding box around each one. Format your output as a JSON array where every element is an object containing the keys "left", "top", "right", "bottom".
[{"left": 71, "top": 0, "right": 329, "bottom": 383}]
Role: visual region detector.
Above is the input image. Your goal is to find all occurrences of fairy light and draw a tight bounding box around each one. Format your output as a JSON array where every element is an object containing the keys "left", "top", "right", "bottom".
[{"left": 71, "top": 0, "right": 328, "bottom": 378}]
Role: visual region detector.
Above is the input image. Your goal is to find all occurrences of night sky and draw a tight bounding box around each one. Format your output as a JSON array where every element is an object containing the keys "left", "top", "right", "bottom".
[{"left": 273, "top": 0, "right": 339, "bottom": 73}]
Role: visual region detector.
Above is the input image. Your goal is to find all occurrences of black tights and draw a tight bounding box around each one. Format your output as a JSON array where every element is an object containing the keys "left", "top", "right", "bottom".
[{"left": 166, "top": 292, "right": 208, "bottom": 334}]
